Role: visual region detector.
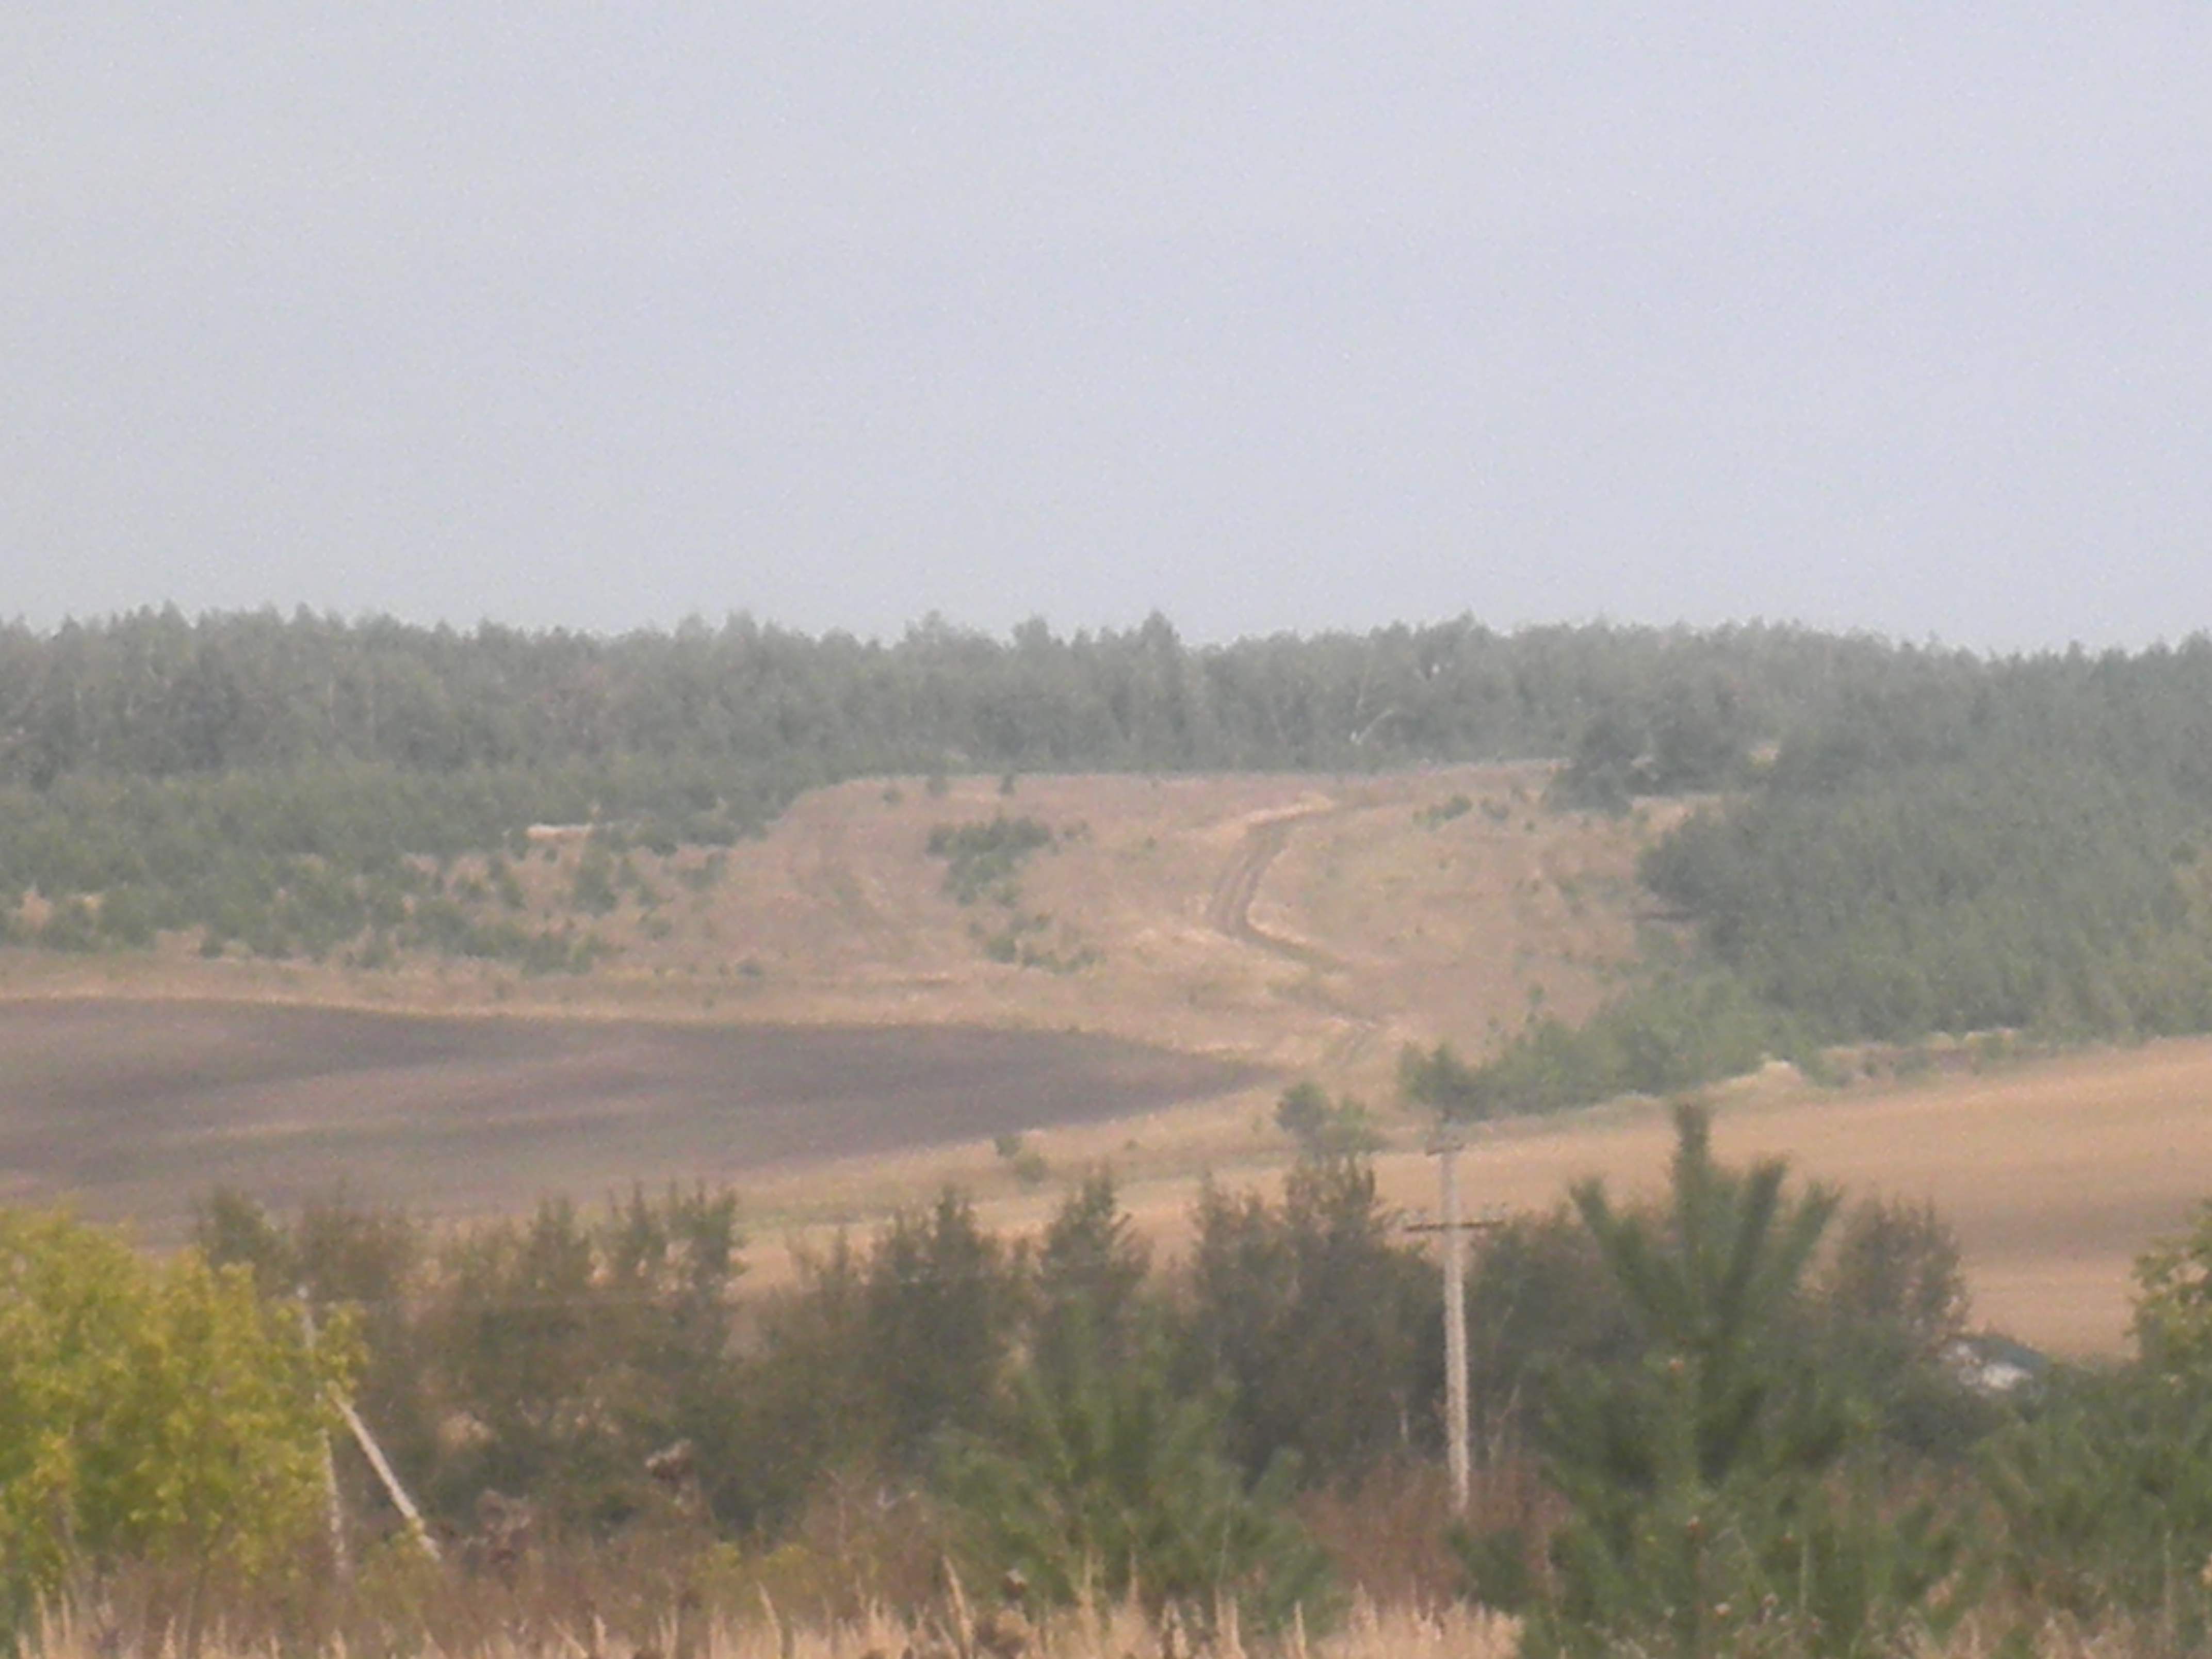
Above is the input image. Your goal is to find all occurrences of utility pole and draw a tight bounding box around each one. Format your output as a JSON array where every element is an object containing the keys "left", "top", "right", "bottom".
[
  {"left": 300, "top": 1292, "right": 349, "bottom": 1582},
  {"left": 1408, "top": 1134, "right": 1505, "bottom": 1516},
  {"left": 1439, "top": 1135, "right": 1470, "bottom": 1515}
]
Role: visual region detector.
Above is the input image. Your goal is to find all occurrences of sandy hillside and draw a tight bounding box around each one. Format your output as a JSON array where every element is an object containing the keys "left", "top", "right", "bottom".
[{"left": 0, "top": 763, "right": 1664, "bottom": 1099}]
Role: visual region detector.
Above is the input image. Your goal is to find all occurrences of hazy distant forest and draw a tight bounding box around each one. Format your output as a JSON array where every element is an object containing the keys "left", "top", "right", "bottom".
[
  {"left": 10, "top": 607, "right": 2212, "bottom": 1103},
  {"left": 19, "top": 611, "right": 2212, "bottom": 1655}
]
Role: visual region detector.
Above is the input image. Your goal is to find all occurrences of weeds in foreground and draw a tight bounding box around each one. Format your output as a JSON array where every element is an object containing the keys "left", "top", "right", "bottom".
[
  {"left": 36, "top": 1597, "right": 2212, "bottom": 1659},
  {"left": 32, "top": 1593, "right": 1520, "bottom": 1659}
]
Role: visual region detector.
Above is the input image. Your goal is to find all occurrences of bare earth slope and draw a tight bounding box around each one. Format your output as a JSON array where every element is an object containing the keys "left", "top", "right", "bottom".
[
  {"left": 0, "top": 762, "right": 1655, "bottom": 1089},
  {"left": 0, "top": 765, "right": 2201, "bottom": 1355},
  {"left": 632, "top": 763, "right": 1656, "bottom": 1084}
]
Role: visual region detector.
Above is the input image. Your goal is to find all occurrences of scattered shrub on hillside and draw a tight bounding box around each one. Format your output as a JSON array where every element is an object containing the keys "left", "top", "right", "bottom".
[
  {"left": 991, "top": 1133, "right": 1051, "bottom": 1187},
  {"left": 1274, "top": 1081, "right": 1386, "bottom": 1157},
  {"left": 926, "top": 815, "right": 1054, "bottom": 905}
]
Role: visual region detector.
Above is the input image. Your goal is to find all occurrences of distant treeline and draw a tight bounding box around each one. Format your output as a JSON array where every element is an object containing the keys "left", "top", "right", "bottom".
[
  {"left": 0, "top": 607, "right": 1892, "bottom": 959},
  {"left": 1, "top": 607, "right": 1897, "bottom": 785},
  {"left": 1430, "top": 638, "right": 2212, "bottom": 1114}
]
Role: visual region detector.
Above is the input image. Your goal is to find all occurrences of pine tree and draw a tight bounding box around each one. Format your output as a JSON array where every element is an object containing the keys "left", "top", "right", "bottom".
[{"left": 1517, "top": 1104, "right": 1973, "bottom": 1659}]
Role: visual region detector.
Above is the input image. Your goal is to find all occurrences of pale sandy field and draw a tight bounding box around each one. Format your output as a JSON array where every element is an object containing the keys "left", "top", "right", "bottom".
[{"left": 739, "top": 1037, "right": 2212, "bottom": 1359}]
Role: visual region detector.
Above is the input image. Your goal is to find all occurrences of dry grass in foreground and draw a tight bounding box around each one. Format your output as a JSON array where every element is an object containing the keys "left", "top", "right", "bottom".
[
  {"left": 29, "top": 1603, "right": 2212, "bottom": 1659},
  {"left": 32, "top": 1599, "right": 1520, "bottom": 1659}
]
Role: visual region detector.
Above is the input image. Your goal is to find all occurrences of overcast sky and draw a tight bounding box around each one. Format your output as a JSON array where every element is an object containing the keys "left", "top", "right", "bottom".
[{"left": 4, "top": 7, "right": 2208, "bottom": 650}]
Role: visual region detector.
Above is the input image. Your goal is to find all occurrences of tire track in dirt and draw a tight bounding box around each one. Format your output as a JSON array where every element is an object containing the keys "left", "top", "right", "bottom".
[
  {"left": 1206, "top": 802, "right": 1403, "bottom": 1069},
  {"left": 1206, "top": 805, "right": 1353, "bottom": 972}
]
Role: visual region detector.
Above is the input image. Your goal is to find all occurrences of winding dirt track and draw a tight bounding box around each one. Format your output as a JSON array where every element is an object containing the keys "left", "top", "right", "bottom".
[{"left": 1205, "top": 806, "right": 1350, "bottom": 971}]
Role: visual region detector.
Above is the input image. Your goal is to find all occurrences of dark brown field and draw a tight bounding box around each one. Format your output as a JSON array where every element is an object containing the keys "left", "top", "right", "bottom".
[
  {"left": 5, "top": 768, "right": 2205, "bottom": 1358},
  {"left": 0, "top": 998, "right": 1261, "bottom": 1239}
]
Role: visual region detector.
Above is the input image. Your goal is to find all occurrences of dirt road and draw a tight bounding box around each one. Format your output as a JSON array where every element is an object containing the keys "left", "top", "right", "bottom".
[{"left": 1205, "top": 805, "right": 1351, "bottom": 971}]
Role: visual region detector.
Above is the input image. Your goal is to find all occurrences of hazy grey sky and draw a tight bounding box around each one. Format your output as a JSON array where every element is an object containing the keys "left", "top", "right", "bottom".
[{"left": 5, "top": 7, "right": 2208, "bottom": 649}]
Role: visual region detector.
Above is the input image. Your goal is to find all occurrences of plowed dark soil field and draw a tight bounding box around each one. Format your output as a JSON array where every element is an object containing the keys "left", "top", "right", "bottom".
[{"left": 0, "top": 999, "right": 1262, "bottom": 1238}]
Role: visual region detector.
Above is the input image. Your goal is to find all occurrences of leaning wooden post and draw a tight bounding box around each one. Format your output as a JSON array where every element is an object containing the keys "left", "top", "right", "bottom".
[
  {"left": 339, "top": 1396, "right": 441, "bottom": 1562},
  {"left": 303, "top": 1289, "right": 440, "bottom": 1563}
]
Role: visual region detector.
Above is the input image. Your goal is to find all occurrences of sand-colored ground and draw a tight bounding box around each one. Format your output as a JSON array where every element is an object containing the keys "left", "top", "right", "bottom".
[
  {"left": 1361, "top": 1037, "right": 2212, "bottom": 1357},
  {"left": 735, "top": 1037, "right": 2212, "bottom": 1361},
  {"left": 0, "top": 768, "right": 2201, "bottom": 1357},
  {"left": 0, "top": 763, "right": 1657, "bottom": 1100}
]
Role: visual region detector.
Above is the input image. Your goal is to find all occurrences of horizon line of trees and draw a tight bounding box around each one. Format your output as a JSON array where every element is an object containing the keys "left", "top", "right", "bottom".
[{"left": 1, "top": 607, "right": 1927, "bottom": 786}]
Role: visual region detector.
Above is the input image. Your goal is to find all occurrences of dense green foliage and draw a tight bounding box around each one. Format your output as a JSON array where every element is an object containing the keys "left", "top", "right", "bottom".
[
  {"left": 937, "top": 1325, "right": 1332, "bottom": 1627},
  {"left": 32, "top": 1123, "right": 2212, "bottom": 1652},
  {"left": 1434, "top": 638, "right": 2212, "bottom": 1115},
  {"left": 0, "top": 608, "right": 1892, "bottom": 961},
  {"left": 1405, "top": 974, "right": 1803, "bottom": 1121},
  {"left": 0, "top": 610, "right": 1886, "bottom": 789},
  {"left": 192, "top": 1173, "right": 1359, "bottom": 1629},
  {"left": 1178, "top": 1157, "right": 1441, "bottom": 1486},
  {"left": 1502, "top": 1108, "right": 1976, "bottom": 1659},
  {"left": 0, "top": 1209, "right": 351, "bottom": 1644},
  {"left": 1645, "top": 649, "right": 2212, "bottom": 1043}
]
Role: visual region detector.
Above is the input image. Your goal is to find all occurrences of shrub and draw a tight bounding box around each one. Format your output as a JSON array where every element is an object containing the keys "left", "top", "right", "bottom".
[
  {"left": 926, "top": 816, "right": 1054, "bottom": 905},
  {"left": 0, "top": 1209, "right": 353, "bottom": 1644},
  {"left": 1506, "top": 1106, "right": 1977, "bottom": 1659}
]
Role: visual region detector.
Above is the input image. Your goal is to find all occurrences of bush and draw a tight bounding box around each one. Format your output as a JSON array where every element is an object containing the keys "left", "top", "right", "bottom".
[
  {"left": 1402, "top": 973, "right": 1798, "bottom": 1120},
  {"left": 926, "top": 816, "right": 1054, "bottom": 905},
  {"left": 0, "top": 1209, "right": 352, "bottom": 1643},
  {"left": 1508, "top": 1106, "right": 1978, "bottom": 1658},
  {"left": 1274, "top": 1082, "right": 1386, "bottom": 1157},
  {"left": 937, "top": 1322, "right": 1334, "bottom": 1631}
]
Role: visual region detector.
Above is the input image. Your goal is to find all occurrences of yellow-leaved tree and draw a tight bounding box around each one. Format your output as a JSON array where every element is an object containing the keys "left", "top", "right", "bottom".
[{"left": 0, "top": 1208, "right": 354, "bottom": 1644}]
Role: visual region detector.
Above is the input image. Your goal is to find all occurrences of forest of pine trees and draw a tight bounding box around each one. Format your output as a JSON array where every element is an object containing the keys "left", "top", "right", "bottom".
[{"left": 12, "top": 608, "right": 2212, "bottom": 1103}]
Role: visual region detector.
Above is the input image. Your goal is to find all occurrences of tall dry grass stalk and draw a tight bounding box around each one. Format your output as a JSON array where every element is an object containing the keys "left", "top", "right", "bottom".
[
  {"left": 31, "top": 1600, "right": 2209, "bottom": 1659},
  {"left": 31, "top": 1596, "right": 1522, "bottom": 1659}
]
